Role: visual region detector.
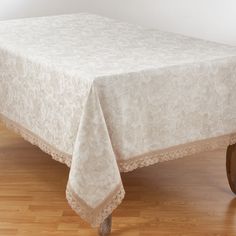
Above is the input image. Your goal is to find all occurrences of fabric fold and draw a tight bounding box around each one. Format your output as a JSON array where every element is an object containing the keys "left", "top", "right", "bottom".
[{"left": 67, "top": 82, "right": 125, "bottom": 226}]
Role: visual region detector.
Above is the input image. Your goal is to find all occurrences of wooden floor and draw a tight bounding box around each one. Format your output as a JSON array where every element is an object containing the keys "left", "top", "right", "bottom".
[{"left": 0, "top": 123, "right": 236, "bottom": 236}]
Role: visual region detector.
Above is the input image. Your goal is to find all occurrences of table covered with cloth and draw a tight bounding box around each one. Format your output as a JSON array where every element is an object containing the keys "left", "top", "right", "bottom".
[{"left": 0, "top": 13, "right": 236, "bottom": 227}]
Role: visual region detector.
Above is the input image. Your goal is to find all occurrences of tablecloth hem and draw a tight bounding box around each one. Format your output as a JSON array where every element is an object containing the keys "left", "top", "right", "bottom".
[
  {"left": 66, "top": 182, "right": 125, "bottom": 227},
  {"left": 0, "top": 113, "right": 72, "bottom": 167},
  {"left": 118, "top": 133, "right": 236, "bottom": 172},
  {"left": 2, "top": 112, "right": 236, "bottom": 227}
]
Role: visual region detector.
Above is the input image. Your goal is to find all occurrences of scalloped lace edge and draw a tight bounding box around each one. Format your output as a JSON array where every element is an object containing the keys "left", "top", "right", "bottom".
[
  {"left": 0, "top": 114, "right": 72, "bottom": 167},
  {"left": 2, "top": 113, "right": 236, "bottom": 226},
  {"left": 66, "top": 183, "right": 125, "bottom": 227},
  {"left": 118, "top": 133, "right": 236, "bottom": 172}
]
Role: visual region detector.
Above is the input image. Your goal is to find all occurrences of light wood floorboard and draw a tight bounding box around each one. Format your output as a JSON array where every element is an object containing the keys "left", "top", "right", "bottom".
[{"left": 0, "top": 123, "right": 236, "bottom": 235}]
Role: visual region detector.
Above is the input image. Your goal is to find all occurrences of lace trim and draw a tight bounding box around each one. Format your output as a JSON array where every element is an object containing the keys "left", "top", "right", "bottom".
[
  {"left": 0, "top": 114, "right": 126, "bottom": 227},
  {"left": 0, "top": 114, "right": 72, "bottom": 167},
  {"left": 2, "top": 113, "right": 236, "bottom": 226},
  {"left": 2, "top": 112, "right": 236, "bottom": 174},
  {"left": 66, "top": 183, "right": 125, "bottom": 227},
  {"left": 229, "top": 134, "right": 236, "bottom": 145},
  {"left": 119, "top": 133, "right": 236, "bottom": 172}
]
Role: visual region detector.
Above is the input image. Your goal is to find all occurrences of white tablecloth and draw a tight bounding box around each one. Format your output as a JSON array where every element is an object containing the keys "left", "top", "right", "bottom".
[{"left": 1, "top": 13, "right": 236, "bottom": 226}]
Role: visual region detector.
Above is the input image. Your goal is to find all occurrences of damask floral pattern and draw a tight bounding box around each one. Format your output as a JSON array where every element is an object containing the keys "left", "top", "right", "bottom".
[{"left": 0, "top": 13, "right": 236, "bottom": 226}]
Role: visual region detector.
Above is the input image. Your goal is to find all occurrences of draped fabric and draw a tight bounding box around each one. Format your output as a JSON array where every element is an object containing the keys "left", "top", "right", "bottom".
[{"left": 1, "top": 13, "right": 236, "bottom": 226}]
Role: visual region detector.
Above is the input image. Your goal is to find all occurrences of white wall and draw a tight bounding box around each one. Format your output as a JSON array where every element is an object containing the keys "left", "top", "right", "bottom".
[
  {"left": 1, "top": 0, "right": 236, "bottom": 46},
  {"left": 0, "top": 0, "right": 87, "bottom": 20},
  {"left": 86, "top": 0, "right": 236, "bottom": 46}
]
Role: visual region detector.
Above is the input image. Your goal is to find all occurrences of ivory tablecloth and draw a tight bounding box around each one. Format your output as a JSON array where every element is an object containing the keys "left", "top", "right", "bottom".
[{"left": 1, "top": 13, "right": 236, "bottom": 226}]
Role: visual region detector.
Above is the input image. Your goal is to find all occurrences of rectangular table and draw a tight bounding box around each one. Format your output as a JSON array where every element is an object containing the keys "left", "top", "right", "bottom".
[{"left": 1, "top": 13, "right": 236, "bottom": 236}]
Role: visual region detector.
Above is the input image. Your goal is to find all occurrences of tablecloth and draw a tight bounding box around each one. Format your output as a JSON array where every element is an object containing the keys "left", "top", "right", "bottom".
[{"left": 1, "top": 13, "right": 236, "bottom": 226}]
